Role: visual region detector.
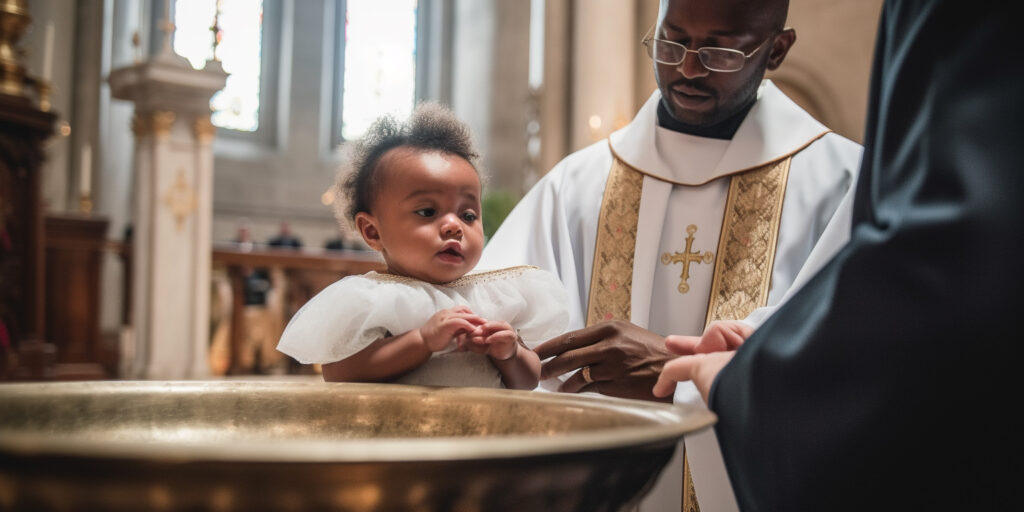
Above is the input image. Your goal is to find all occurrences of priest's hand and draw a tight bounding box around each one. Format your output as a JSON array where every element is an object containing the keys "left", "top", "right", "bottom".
[{"left": 535, "top": 321, "right": 672, "bottom": 402}]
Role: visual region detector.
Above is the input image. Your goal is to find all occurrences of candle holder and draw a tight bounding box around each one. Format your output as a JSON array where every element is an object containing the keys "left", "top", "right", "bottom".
[
  {"left": 34, "top": 78, "right": 51, "bottom": 112},
  {"left": 0, "top": 0, "right": 54, "bottom": 113},
  {"left": 132, "top": 30, "right": 141, "bottom": 64},
  {"left": 0, "top": 0, "right": 30, "bottom": 98}
]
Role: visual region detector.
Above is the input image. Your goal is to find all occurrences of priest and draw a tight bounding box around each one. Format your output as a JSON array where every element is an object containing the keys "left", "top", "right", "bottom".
[
  {"left": 654, "top": 1, "right": 1020, "bottom": 509},
  {"left": 479, "top": 0, "right": 862, "bottom": 510}
]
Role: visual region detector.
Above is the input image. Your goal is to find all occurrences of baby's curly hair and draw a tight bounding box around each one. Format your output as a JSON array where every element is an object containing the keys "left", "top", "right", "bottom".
[{"left": 334, "top": 102, "right": 482, "bottom": 228}]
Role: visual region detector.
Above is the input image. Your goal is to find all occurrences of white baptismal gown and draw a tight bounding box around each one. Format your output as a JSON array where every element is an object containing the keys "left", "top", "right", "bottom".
[{"left": 276, "top": 266, "right": 568, "bottom": 388}]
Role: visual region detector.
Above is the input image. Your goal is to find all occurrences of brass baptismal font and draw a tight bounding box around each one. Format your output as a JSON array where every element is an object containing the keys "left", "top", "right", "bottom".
[{"left": 0, "top": 380, "right": 715, "bottom": 511}]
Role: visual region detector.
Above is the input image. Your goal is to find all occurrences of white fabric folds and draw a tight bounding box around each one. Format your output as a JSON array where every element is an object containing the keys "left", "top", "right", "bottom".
[{"left": 276, "top": 266, "right": 568, "bottom": 388}]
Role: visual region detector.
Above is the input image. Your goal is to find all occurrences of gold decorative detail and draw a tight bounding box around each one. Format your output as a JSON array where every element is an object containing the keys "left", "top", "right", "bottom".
[
  {"left": 193, "top": 115, "right": 216, "bottom": 144},
  {"left": 683, "top": 456, "right": 699, "bottom": 512},
  {"left": 661, "top": 224, "right": 714, "bottom": 294},
  {"left": 609, "top": 132, "right": 829, "bottom": 187},
  {"left": 0, "top": 0, "right": 30, "bottom": 98},
  {"left": 367, "top": 265, "right": 539, "bottom": 288},
  {"left": 585, "top": 157, "right": 644, "bottom": 326},
  {"left": 78, "top": 194, "right": 93, "bottom": 216},
  {"left": 131, "top": 30, "right": 142, "bottom": 64},
  {"left": 36, "top": 79, "right": 51, "bottom": 112},
  {"left": 132, "top": 111, "right": 176, "bottom": 139},
  {"left": 163, "top": 169, "right": 197, "bottom": 232},
  {"left": 152, "top": 111, "right": 176, "bottom": 138},
  {"left": 705, "top": 157, "right": 792, "bottom": 325}
]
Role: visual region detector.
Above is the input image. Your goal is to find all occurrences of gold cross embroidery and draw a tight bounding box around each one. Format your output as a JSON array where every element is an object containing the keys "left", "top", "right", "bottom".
[{"left": 661, "top": 224, "right": 714, "bottom": 294}]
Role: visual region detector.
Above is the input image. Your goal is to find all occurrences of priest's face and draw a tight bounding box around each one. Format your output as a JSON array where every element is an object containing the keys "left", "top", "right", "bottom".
[
  {"left": 355, "top": 147, "right": 484, "bottom": 284},
  {"left": 652, "top": 0, "right": 795, "bottom": 127}
]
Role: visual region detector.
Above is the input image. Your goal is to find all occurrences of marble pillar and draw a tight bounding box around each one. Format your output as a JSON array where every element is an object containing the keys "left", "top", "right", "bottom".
[{"left": 108, "top": 49, "right": 226, "bottom": 379}]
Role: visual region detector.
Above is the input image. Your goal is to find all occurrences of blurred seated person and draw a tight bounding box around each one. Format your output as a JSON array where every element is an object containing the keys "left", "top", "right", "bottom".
[
  {"left": 325, "top": 234, "right": 373, "bottom": 252},
  {"left": 267, "top": 221, "right": 303, "bottom": 249},
  {"left": 324, "top": 236, "right": 346, "bottom": 251},
  {"left": 235, "top": 222, "right": 270, "bottom": 306},
  {"left": 230, "top": 222, "right": 287, "bottom": 373}
]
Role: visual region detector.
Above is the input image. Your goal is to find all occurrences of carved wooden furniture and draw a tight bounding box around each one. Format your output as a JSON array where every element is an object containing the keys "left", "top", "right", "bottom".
[
  {"left": 44, "top": 213, "right": 111, "bottom": 378},
  {"left": 0, "top": 94, "right": 56, "bottom": 380}
]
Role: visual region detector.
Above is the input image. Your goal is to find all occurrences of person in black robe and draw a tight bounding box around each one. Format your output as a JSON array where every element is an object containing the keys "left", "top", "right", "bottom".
[{"left": 654, "top": 2, "right": 1020, "bottom": 509}]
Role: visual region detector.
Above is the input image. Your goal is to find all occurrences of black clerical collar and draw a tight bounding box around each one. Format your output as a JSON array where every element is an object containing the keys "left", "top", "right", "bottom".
[{"left": 656, "top": 99, "right": 755, "bottom": 140}]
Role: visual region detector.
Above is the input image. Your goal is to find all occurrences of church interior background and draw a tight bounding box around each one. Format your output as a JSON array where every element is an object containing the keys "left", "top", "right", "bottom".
[{"left": 1, "top": 0, "right": 883, "bottom": 381}]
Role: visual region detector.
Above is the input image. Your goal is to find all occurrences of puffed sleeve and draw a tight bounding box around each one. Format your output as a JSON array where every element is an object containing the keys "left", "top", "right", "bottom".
[
  {"left": 470, "top": 267, "right": 569, "bottom": 347},
  {"left": 276, "top": 274, "right": 457, "bottom": 364}
]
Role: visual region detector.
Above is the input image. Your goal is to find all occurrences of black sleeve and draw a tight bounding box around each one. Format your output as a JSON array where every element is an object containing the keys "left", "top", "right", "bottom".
[{"left": 709, "top": 2, "right": 1023, "bottom": 510}]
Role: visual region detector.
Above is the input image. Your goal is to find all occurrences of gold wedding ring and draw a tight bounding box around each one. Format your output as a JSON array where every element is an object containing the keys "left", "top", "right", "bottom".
[{"left": 581, "top": 366, "right": 594, "bottom": 384}]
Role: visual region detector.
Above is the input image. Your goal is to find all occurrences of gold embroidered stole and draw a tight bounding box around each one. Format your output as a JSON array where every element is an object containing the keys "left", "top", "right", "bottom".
[
  {"left": 586, "top": 152, "right": 792, "bottom": 512},
  {"left": 585, "top": 158, "right": 645, "bottom": 325},
  {"left": 704, "top": 157, "right": 792, "bottom": 325},
  {"left": 585, "top": 154, "right": 792, "bottom": 327}
]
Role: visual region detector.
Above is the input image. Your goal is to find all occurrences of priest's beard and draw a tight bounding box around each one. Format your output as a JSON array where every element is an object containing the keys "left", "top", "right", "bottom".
[{"left": 657, "top": 65, "right": 766, "bottom": 135}]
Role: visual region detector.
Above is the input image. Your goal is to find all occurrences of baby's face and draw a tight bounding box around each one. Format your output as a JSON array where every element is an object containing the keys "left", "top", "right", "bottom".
[{"left": 365, "top": 148, "right": 484, "bottom": 284}]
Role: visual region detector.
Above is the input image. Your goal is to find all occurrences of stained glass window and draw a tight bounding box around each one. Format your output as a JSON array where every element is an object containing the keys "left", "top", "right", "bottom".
[
  {"left": 173, "top": 0, "right": 263, "bottom": 132},
  {"left": 341, "top": 0, "right": 418, "bottom": 140}
]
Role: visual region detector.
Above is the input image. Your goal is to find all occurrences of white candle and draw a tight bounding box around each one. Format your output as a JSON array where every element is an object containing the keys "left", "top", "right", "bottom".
[
  {"left": 80, "top": 144, "right": 92, "bottom": 197},
  {"left": 42, "top": 22, "right": 54, "bottom": 81},
  {"left": 527, "top": 0, "right": 545, "bottom": 89}
]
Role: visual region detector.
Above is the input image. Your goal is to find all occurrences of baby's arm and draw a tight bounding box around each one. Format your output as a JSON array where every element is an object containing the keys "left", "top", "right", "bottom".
[
  {"left": 463, "top": 321, "right": 541, "bottom": 390},
  {"left": 321, "top": 306, "right": 484, "bottom": 382}
]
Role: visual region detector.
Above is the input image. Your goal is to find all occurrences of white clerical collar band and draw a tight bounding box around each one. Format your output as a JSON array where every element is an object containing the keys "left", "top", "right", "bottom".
[{"left": 609, "top": 80, "right": 830, "bottom": 186}]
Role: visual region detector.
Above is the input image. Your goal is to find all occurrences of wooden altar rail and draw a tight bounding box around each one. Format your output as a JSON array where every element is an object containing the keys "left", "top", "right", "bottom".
[
  {"left": 106, "top": 242, "right": 384, "bottom": 377},
  {"left": 213, "top": 244, "right": 385, "bottom": 375}
]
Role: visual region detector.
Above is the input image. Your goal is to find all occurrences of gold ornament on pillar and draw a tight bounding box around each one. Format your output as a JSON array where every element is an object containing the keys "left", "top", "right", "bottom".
[
  {"left": 131, "top": 111, "right": 176, "bottom": 139},
  {"left": 192, "top": 115, "right": 215, "bottom": 144},
  {"left": 163, "top": 168, "right": 197, "bottom": 232}
]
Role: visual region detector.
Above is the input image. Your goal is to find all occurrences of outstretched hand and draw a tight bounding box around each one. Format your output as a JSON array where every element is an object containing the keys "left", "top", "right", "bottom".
[
  {"left": 653, "top": 352, "right": 735, "bottom": 403},
  {"left": 652, "top": 320, "right": 753, "bottom": 402},
  {"left": 534, "top": 320, "right": 672, "bottom": 402},
  {"left": 664, "top": 320, "right": 752, "bottom": 355}
]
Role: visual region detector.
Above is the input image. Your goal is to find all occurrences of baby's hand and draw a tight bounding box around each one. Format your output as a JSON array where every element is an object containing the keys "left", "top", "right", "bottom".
[
  {"left": 463, "top": 321, "right": 521, "bottom": 361},
  {"left": 420, "top": 306, "right": 486, "bottom": 352}
]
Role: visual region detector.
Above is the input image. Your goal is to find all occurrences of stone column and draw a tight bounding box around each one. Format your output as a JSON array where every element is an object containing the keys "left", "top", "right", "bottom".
[
  {"left": 570, "top": 0, "right": 637, "bottom": 152},
  {"left": 108, "top": 50, "right": 226, "bottom": 379}
]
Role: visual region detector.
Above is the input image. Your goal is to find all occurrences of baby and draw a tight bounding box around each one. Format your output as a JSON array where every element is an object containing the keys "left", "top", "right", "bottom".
[{"left": 276, "top": 104, "right": 567, "bottom": 389}]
